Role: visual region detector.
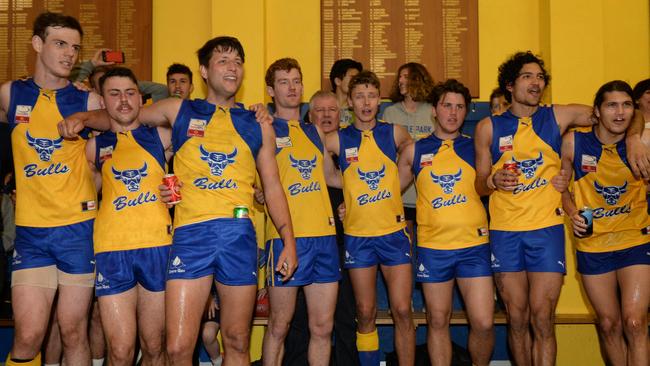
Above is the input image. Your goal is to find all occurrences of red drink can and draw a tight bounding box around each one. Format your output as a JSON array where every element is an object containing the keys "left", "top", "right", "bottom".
[
  {"left": 162, "top": 174, "right": 182, "bottom": 205},
  {"left": 503, "top": 160, "right": 517, "bottom": 173}
]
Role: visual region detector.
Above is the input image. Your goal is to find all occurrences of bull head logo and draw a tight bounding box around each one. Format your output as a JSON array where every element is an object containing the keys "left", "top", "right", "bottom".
[
  {"left": 199, "top": 145, "right": 238, "bottom": 176},
  {"left": 289, "top": 154, "right": 317, "bottom": 180},
  {"left": 430, "top": 169, "right": 462, "bottom": 194},
  {"left": 594, "top": 180, "right": 627, "bottom": 206},
  {"left": 26, "top": 131, "right": 63, "bottom": 162},
  {"left": 513, "top": 152, "right": 544, "bottom": 179},
  {"left": 357, "top": 165, "right": 386, "bottom": 191},
  {"left": 112, "top": 162, "right": 148, "bottom": 192}
]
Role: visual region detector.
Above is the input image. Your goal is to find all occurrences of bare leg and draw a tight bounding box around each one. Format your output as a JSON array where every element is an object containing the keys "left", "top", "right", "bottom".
[
  {"left": 304, "top": 282, "right": 338, "bottom": 366},
  {"left": 494, "top": 272, "right": 531, "bottom": 366},
  {"left": 137, "top": 285, "right": 166, "bottom": 366},
  {"left": 262, "top": 286, "right": 298, "bottom": 366},
  {"left": 457, "top": 276, "right": 495, "bottom": 366},
  {"left": 528, "top": 272, "right": 563, "bottom": 366},
  {"left": 89, "top": 300, "right": 106, "bottom": 362},
  {"left": 98, "top": 288, "right": 137, "bottom": 366},
  {"left": 216, "top": 282, "right": 257, "bottom": 366},
  {"left": 10, "top": 282, "right": 56, "bottom": 359},
  {"left": 56, "top": 284, "right": 93, "bottom": 365},
  {"left": 422, "top": 280, "right": 454, "bottom": 366},
  {"left": 166, "top": 277, "right": 213, "bottom": 366},
  {"left": 618, "top": 265, "right": 649, "bottom": 366},
  {"left": 381, "top": 263, "right": 415, "bottom": 366},
  {"left": 43, "top": 300, "right": 62, "bottom": 364}
]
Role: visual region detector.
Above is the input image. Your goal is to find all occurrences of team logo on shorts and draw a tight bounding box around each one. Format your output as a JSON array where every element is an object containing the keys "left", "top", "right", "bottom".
[
  {"left": 289, "top": 155, "right": 317, "bottom": 180},
  {"left": 594, "top": 180, "right": 627, "bottom": 206},
  {"left": 357, "top": 165, "right": 385, "bottom": 190},
  {"left": 112, "top": 163, "right": 148, "bottom": 192},
  {"left": 344, "top": 250, "right": 355, "bottom": 265},
  {"left": 490, "top": 253, "right": 500, "bottom": 269},
  {"left": 26, "top": 131, "right": 63, "bottom": 162},
  {"left": 430, "top": 169, "right": 462, "bottom": 194},
  {"left": 168, "top": 256, "right": 186, "bottom": 274},
  {"left": 11, "top": 250, "right": 21, "bottom": 266},
  {"left": 513, "top": 152, "right": 544, "bottom": 179},
  {"left": 95, "top": 272, "right": 110, "bottom": 290},
  {"left": 416, "top": 263, "right": 430, "bottom": 278},
  {"left": 199, "top": 145, "right": 237, "bottom": 176}
]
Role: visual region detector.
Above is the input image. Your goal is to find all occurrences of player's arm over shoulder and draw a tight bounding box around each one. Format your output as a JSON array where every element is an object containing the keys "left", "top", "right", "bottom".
[
  {"left": 553, "top": 104, "right": 594, "bottom": 134},
  {"left": 0, "top": 81, "right": 13, "bottom": 123}
]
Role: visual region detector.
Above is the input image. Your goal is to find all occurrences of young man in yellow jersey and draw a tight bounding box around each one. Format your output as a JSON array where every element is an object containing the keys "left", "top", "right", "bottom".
[
  {"left": 325, "top": 71, "right": 414, "bottom": 366},
  {"left": 58, "top": 36, "right": 296, "bottom": 366},
  {"left": 260, "top": 58, "right": 342, "bottom": 366},
  {"left": 0, "top": 12, "right": 103, "bottom": 366},
  {"left": 562, "top": 81, "right": 649, "bottom": 366},
  {"left": 397, "top": 79, "right": 494, "bottom": 366},
  {"left": 85, "top": 67, "right": 173, "bottom": 366}
]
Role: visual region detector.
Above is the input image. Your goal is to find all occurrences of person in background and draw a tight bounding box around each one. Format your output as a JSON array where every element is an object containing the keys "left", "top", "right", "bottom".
[
  {"left": 383, "top": 62, "right": 436, "bottom": 239},
  {"left": 329, "top": 59, "right": 363, "bottom": 126},
  {"left": 166, "top": 63, "right": 194, "bottom": 100},
  {"left": 489, "top": 87, "right": 510, "bottom": 116}
]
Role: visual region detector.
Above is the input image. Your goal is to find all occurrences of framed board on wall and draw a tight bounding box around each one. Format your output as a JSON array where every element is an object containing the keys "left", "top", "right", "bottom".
[
  {"left": 0, "top": 0, "right": 152, "bottom": 82},
  {"left": 321, "top": 0, "right": 479, "bottom": 97}
]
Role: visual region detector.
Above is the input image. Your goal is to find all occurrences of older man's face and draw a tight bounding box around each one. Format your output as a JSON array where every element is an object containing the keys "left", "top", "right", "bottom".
[{"left": 310, "top": 95, "right": 340, "bottom": 133}]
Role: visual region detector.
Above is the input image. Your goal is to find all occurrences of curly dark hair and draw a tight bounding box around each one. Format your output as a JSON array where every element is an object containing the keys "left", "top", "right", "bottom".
[
  {"left": 632, "top": 78, "right": 650, "bottom": 102},
  {"left": 498, "top": 51, "right": 550, "bottom": 103},
  {"left": 427, "top": 79, "right": 471, "bottom": 109},
  {"left": 329, "top": 59, "right": 363, "bottom": 92},
  {"left": 389, "top": 62, "right": 434, "bottom": 102}
]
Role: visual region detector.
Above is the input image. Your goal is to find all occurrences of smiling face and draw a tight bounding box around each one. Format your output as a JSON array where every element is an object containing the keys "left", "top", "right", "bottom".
[
  {"left": 33, "top": 26, "right": 81, "bottom": 79},
  {"left": 200, "top": 47, "right": 243, "bottom": 100},
  {"left": 508, "top": 62, "right": 546, "bottom": 107}
]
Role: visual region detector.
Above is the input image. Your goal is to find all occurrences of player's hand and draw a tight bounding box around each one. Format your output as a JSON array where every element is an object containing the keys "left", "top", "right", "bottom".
[
  {"left": 57, "top": 115, "right": 86, "bottom": 139},
  {"left": 253, "top": 185, "right": 265, "bottom": 205},
  {"left": 72, "top": 81, "right": 92, "bottom": 92},
  {"left": 158, "top": 180, "right": 183, "bottom": 208},
  {"left": 207, "top": 296, "right": 218, "bottom": 319},
  {"left": 551, "top": 169, "right": 570, "bottom": 193},
  {"left": 626, "top": 135, "right": 650, "bottom": 179},
  {"left": 337, "top": 202, "right": 346, "bottom": 221},
  {"left": 492, "top": 168, "right": 520, "bottom": 191},
  {"left": 570, "top": 212, "right": 588, "bottom": 237},
  {"left": 249, "top": 103, "right": 273, "bottom": 125},
  {"left": 275, "top": 240, "right": 297, "bottom": 282},
  {"left": 91, "top": 48, "right": 116, "bottom": 67}
]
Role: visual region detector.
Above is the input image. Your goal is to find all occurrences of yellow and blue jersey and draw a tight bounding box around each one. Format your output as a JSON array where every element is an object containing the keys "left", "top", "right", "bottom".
[
  {"left": 7, "top": 78, "right": 96, "bottom": 227},
  {"left": 338, "top": 122, "right": 405, "bottom": 237},
  {"left": 93, "top": 126, "right": 172, "bottom": 253},
  {"left": 489, "top": 106, "right": 563, "bottom": 231},
  {"left": 266, "top": 118, "right": 335, "bottom": 240},
  {"left": 572, "top": 129, "right": 649, "bottom": 253},
  {"left": 171, "top": 99, "right": 262, "bottom": 228},
  {"left": 413, "top": 134, "right": 488, "bottom": 249}
]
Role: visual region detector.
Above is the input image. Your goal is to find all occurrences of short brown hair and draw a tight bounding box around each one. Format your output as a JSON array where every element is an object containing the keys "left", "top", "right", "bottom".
[
  {"left": 347, "top": 70, "right": 381, "bottom": 98},
  {"left": 265, "top": 58, "right": 302, "bottom": 87}
]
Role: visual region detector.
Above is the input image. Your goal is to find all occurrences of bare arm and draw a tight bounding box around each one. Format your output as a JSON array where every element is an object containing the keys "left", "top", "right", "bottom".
[
  {"left": 554, "top": 104, "right": 595, "bottom": 134},
  {"left": 0, "top": 81, "right": 11, "bottom": 123},
  {"left": 257, "top": 122, "right": 297, "bottom": 281},
  {"left": 397, "top": 142, "right": 414, "bottom": 192},
  {"left": 474, "top": 117, "right": 495, "bottom": 196},
  {"left": 85, "top": 138, "right": 102, "bottom": 192},
  {"left": 315, "top": 125, "right": 342, "bottom": 188},
  {"left": 624, "top": 111, "right": 649, "bottom": 179},
  {"left": 394, "top": 124, "right": 414, "bottom": 155},
  {"left": 559, "top": 132, "right": 587, "bottom": 236}
]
